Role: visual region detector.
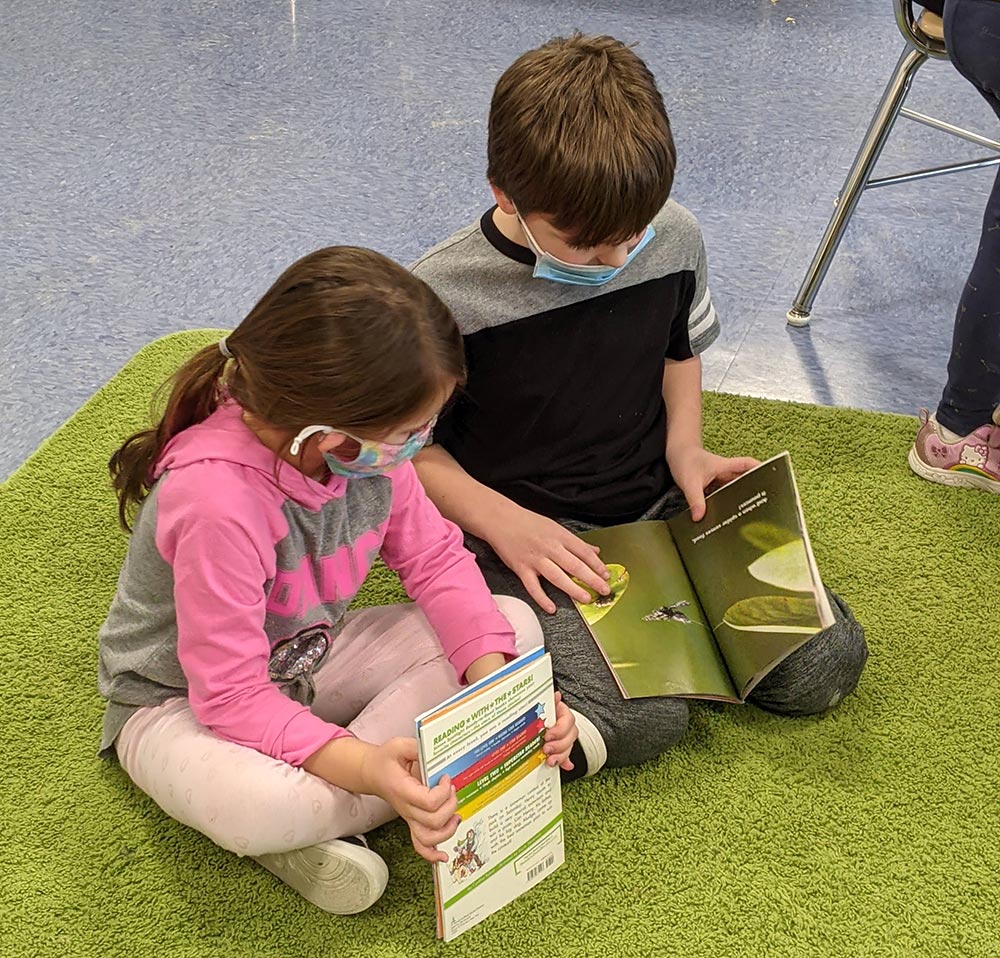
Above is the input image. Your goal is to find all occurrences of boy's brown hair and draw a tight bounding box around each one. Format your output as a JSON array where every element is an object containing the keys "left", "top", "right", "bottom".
[{"left": 487, "top": 34, "right": 676, "bottom": 249}]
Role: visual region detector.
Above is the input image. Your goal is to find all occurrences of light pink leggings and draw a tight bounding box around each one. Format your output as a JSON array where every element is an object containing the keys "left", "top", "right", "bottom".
[{"left": 116, "top": 596, "right": 542, "bottom": 857}]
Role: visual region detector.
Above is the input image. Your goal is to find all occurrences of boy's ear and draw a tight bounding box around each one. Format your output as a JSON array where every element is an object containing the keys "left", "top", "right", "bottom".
[{"left": 489, "top": 183, "right": 517, "bottom": 215}]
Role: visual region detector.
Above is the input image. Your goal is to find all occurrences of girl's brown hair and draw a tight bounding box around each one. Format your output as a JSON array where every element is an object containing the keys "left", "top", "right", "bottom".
[
  {"left": 487, "top": 34, "right": 675, "bottom": 249},
  {"left": 110, "top": 246, "right": 464, "bottom": 530}
]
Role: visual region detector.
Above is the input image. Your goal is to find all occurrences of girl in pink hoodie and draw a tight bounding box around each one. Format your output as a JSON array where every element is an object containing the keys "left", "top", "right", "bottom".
[{"left": 97, "top": 247, "right": 577, "bottom": 915}]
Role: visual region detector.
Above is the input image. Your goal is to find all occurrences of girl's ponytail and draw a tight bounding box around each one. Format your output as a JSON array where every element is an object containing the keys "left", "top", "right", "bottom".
[
  {"left": 109, "top": 342, "right": 230, "bottom": 531},
  {"left": 110, "top": 246, "right": 464, "bottom": 531}
]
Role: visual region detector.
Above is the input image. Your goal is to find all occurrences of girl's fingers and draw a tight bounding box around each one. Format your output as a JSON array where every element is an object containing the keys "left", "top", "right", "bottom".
[
  {"left": 412, "top": 835, "right": 450, "bottom": 863},
  {"left": 407, "top": 795, "right": 458, "bottom": 831},
  {"left": 411, "top": 815, "right": 461, "bottom": 853},
  {"left": 428, "top": 773, "right": 454, "bottom": 807},
  {"left": 544, "top": 699, "right": 578, "bottom": 764},
  {"left": 400, "top": 774, "right": 455, "bottom": 815},
  {"left": 545, "top": 744, "right": 574, "bottom": 764}
]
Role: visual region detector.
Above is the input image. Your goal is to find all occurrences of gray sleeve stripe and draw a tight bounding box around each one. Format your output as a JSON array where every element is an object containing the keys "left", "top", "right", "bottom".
[
  {"left": 689, "top": 307, "right": 716, "bottom": 341},
  {"left": 689, "top": 305, "right": 720, "bottom": 354},
  {"left": 688, "top": 288, "right": 712, "bottom": 325}
]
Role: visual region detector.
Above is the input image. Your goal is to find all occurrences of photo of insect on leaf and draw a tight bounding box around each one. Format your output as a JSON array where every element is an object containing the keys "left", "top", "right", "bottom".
[{"left": 573, "top": 564, "right": 630, "bottom": 626}]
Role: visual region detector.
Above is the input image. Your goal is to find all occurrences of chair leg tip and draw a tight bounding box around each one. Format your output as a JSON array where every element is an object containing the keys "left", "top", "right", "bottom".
[{"left": 786, "top": 307, "right": 812, "bottom": 327}]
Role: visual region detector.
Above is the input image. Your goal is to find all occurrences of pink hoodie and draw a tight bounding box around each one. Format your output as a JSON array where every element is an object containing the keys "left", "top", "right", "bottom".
[{"left": 97, "top": 402, "right": 517, "bottom": 765}]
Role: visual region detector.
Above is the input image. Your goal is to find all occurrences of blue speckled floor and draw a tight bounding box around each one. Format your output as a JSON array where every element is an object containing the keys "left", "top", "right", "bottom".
[{"left": 2, "top": 0, "right": 997, "bottom": 478}]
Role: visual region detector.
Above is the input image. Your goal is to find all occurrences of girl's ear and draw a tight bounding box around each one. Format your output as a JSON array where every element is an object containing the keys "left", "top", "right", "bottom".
[{"left": 489, "top": 182, "right": 516, "bottom": 215}]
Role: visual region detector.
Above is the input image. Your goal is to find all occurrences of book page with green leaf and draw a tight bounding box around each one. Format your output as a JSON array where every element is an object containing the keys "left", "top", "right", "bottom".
[
  {"left": 572, "top": 520, "right": 739, "bottom": 701},
  {"left": 666, "top": 452, "right": 834, "bottom": 698}
]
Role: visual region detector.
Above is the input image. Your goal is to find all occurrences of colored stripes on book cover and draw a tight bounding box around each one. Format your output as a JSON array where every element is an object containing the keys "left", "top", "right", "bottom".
[{"left": 432, "top": 705, "right": 547, "bottom": 819}]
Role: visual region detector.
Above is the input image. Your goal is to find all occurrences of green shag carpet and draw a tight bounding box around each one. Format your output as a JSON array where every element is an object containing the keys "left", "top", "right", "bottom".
[{"left": 1, "top": 331, "right": 997, "bottom": 958}]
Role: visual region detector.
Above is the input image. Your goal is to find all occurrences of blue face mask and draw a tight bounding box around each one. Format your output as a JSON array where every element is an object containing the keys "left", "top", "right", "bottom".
[
  {"left": 288, "top": 417, "right": 436, "bottom": 479},
  {"left": 517, "top": 215, "right": 655, "bottom": 287}
]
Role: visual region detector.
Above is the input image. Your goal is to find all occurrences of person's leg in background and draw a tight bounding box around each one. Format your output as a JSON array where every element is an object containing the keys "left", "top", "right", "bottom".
[{"left": 911, "top": 0, "right": 1000, "bottom": 491}]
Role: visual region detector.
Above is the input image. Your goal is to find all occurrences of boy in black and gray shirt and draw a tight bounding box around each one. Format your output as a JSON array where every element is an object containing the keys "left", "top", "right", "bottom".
[{"left": 414, "top": 34, "right": 867, "bottom": 779}]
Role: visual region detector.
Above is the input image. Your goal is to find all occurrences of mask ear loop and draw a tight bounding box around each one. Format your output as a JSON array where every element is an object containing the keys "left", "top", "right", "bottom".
[
  {"left": 288, "top": 425, "right": 334, "bottom": 457},
  {"left": 514, "top": 209, "right": 552, "bottom": 261}
]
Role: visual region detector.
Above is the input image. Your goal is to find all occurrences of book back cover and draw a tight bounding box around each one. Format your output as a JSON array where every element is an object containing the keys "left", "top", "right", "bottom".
[{"left": 415, "top": 649, "right": 564, "bottom": 941}]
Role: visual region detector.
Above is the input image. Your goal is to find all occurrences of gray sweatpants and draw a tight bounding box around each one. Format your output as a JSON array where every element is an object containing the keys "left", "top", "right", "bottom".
[{"left": 465, "top": 486, "right": 869, "bottom": 770}]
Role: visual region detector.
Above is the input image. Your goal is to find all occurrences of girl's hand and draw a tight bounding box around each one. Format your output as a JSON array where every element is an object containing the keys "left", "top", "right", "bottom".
[
  {"left": 543, "top": 692, "right": 578, "bottom": 771},
  {"left": 362, "top": 737, "right": 460, "bottom": 862},
  {"left": 464, "top": 652, "right": 507, "bottom": 686}
]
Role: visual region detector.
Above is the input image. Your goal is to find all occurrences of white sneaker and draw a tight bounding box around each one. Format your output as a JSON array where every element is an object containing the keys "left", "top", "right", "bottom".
[
  {"left": 254, "top": 835, "right": 389, "bottom": 915},
  {"left": 570, "top": 709, "right": 607, "bottom": 777}
]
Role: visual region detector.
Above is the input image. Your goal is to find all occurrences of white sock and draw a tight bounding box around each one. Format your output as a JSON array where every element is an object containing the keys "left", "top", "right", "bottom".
[
  {"left": 569, "top": 709, "right": 607, "bottom": 777},
  {"left": 936, "top": 420, "right": 964, "bottom": 443}
]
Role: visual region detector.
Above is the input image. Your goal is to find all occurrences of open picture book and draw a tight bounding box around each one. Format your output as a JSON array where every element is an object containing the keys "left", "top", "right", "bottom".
[
  {"left": 571, "top": 452, "right": 835, "bottom": 703},
  {"left": 415, "top": 647, "right": 564, "bottom": 941}
]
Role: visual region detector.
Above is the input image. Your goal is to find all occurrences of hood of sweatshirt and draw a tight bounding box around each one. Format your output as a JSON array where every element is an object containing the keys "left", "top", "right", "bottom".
[{"left": 153, "top": 401, "right": 349, "bottom": 510}]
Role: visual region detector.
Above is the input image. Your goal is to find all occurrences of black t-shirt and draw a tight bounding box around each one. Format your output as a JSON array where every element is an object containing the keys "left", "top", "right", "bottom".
[{"left": 411, "top": 202, "right": 720, "bottom": 524}]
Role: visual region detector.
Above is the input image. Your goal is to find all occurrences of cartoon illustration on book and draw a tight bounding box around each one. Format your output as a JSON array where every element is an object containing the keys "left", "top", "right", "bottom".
[{"left": 449, "top": 826, "right": 487, "bottom": 883}]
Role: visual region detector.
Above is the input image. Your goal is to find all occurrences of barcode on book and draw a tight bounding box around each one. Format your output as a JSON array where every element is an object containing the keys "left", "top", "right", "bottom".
[{"left": 527, "top": 855, "right": 555, "bottom": 882}]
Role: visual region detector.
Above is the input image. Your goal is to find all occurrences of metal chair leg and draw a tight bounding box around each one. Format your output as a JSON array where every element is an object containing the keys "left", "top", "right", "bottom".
[{"left": 787, "top": 45, "right": 928, "bottom": 326}]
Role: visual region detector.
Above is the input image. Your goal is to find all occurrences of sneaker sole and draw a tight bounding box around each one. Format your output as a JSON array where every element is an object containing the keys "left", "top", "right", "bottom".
[
  {"left": 254, "top": 839, "right": 390, "bottom": 915},
  {"left": 908, "top": 445, "right": 1000, "bottom": 494}
]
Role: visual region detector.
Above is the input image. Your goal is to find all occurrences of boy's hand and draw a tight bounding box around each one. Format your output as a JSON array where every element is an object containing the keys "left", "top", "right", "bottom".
[
  {"left": 667, "top": 445, "right": 760, "bottom": 522},
  {"left": 487, "top": 506, "right": 609, "bottom": 614},
  {"left": 543, "top": 692, "right": 578, "bottom": 771},
  {"left": 361, "top": 737, "right": 460, "bottom": 862}
]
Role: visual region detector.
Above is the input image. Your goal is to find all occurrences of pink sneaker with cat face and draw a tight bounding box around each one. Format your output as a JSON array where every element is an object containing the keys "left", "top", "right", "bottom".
[{"left": 908, "top": 408, "right": 1000, "bottom": 493}]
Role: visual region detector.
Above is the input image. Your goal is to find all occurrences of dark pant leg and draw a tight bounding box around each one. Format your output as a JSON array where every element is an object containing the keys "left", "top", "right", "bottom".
[
  {"left": 745, "top": 588, "right": 869, "bottom": 716},
  {"left": 463, "top": 533, "right": 690, "bottom": 770},
  {"left": 937, "top": 0, "right": 1000, "bottom": 435}
]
